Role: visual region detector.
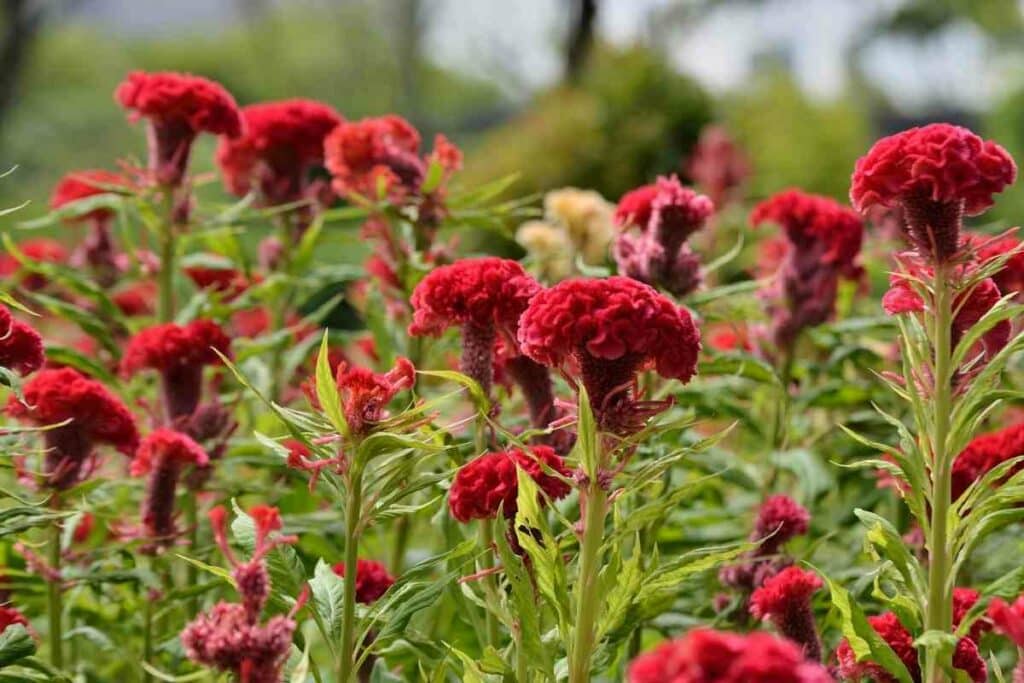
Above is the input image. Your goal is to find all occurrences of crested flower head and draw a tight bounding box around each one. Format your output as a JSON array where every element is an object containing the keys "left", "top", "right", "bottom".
[
  {"left": 973, "top": 232, "right": 1024, "bottom": 297},
  {"left": 753, "top": 495, "right": 810, "bottom": 554},
  {"left": 448, "top": 446, "right": 571, "bottom": 523},
  {"left": 121, "top": 320, "right": 231, "bottom": 376},
  {"left": 130, "top": 428, "right": 209, "bottom": 477},
  {"left": 181, "top": 602, "right": 298, "bottom": 683},
  {"left": 615, "top": 176, "right": 714, "bottom": 241},
  {"left": 332, "top": 558, "right": 395, "bottom": 604},
  {"left": 836, "top": 612, "right": 919, "bottom": 682},
  {"left": 50, "top": 169, "right": 131, "bottom": 222},
  {"left": 6, "top": 367, "right": 139, "bottom": 488},
  {"left": 216, "top": 98, "right": 342, "bottom": 205},
  {"left": 0, "top": 312, "right": 44, "bottom": 376},
  {"left": 184, "top": 261, "right": 252, "bottom": 299},
  {"left": 685, "top": 124, "right": 752, "bottom": 207},
  {"left": 132, "top": 428, "right": 208, "bottom": 547},
  {"left": 749, "top": 565, "right": 823, "bottom": 660},
  {"left": 952, "top": 422, "right": 1024, "bottom": 500},
  {"left": 518, "top": 276, "right": 700, "bottom": 433},
  {"left": 851, "top": 123, "right": 1016, "bottom": 261},
  {"left": 627, "top": 628, "right": 832, "bottom": 683},
  {"left": 751, "top": 189, "right": 862, "bottom": 271},
  {"left": 332, "top": 357, "right": 416, "bottom": 437},
  {"left": 115, "top": 70, "right": 242, "bottom": 186}
]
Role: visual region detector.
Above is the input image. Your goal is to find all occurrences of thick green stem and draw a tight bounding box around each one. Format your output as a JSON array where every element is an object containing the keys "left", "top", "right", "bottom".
[
  {"left": 568, "top": 481, "right": 607, "bottom": 683},
  {"left": 338, "top": 470, "right": 363, "bottom": 683},
  {"left": 47, "top": 507, "right": 63, "bottom": 670},
  {"left": 924, "top": 261, "right": 954, "bottom": 683},
  {"left": 158, "top": 229, "right": 175, "bottom": 323}
]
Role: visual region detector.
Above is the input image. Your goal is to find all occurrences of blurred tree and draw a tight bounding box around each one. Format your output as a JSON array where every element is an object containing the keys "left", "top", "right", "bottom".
[{"left": 565, "top": 0, "right": 598, "bottom": 84}]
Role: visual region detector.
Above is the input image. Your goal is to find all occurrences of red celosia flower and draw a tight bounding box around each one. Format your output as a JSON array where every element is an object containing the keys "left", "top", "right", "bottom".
[
  {"left": 614, "top": 176, "right": 713, "bottom": 297},
  {"left": 184, "top": 262, "right": 251, "bottom": 299},
  {"left": 112, "top": 281, "right": 157, "bottom": 317},
  {"left": 952, "top": 422, "right": 1024, "bottom": 500},
  {"left": 753, "top": 494, "right": 810, "bottom": 554},
  {"left": 331, "top": 357, "right": 416, "bottom": 436},
  {"left": 6, "top": 367, "right": 139, "bottom": 489},
  {"left": 953, "top": 587, "right": 991, "bottom": 643},
  {"left": 851, "top": 123, "right": 1016, "bottom": 261},
  {"left": 217, "top": 99, "right": 342, "bottom": 207},
  {"left": 131, "top": 428, "right": 208, "bottom": 547},
  {"left": 685, "top": 124, "right": 752, "bottom": 207},
  {"left": 333, "top": 558, "right": 395, "bottom": 604},
  {"left": 0, "top": 313, "right": 44, "bottom": 376},
  {"left": 751, "top": 189, "right": 863, "bottom": 350},
  {"left": 749, "top": 566, "right": 823, "bottom": 660},
  {"left": 973, "top": 232, "right": 1024, "bottom": 297},
  {"left": 72, "top": 512, "right": 95, "bottom": 544},
  {"left": 0, "top": 238, "right": 68, "bottom": 291},
  {"left": 989, "top": 595, "right": 1024, "bottom": 646},
  {"left": 51, "top": 169, "right": 131, "bottom": 224},
  {"left": 952, "top": 637, "right": 987, "bottom": 683},
  {"left": 121, "top": 320, "right": 231, "bottom": 421},
  {"left": 0, "top": 606, "right": 29, "bottom": 634},
  {"left": 115, "top": 71, "right": 242, "bottom": 187},
  {"left": 627, "top": 628, "right": 832, "bottom": 683},
  {"left": 518, "top": 276, "right": 700, "bottom": 433},
  {"left": 409, "top": 257, "right": 541, "bottom": 394},
  {"left": 836, "top": 612, "right": 919, "bottom": 682},
  {"left": 448, "top": 446, "right": 571, "bottom": 523}
]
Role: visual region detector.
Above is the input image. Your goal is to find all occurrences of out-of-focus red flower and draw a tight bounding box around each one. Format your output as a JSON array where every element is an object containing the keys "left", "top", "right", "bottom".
[
  {"left": 409, "top": 258, "right": 541, "bottom": 394},
  {"left": 614, "top": 185, "right": 659, "bottom": 230},
  {"left": 753, "top": 495, "right": 810, "bottom": 553},
  {"left": 836, "top": 612, "right": 919, "bottom": 682},
  {"left": 132, "top": 428, "right": 208, "bottom": 546},
  {"left": 112, "top": 281, "right": 157, "bottom": 317},
  {"left": 705, "top": 323, "right": 751, "bottom": 353},
  {"left": 0, "top": 238, "right": 68, "bottom": 290},
  {"left": 184, "top": 262, "right": 252, "bottom": 299},
  {"left": 333, "top": 558, "right": 395, "bottom": 604},
  {"left": 749, "top": 566, "right": 823, "bottom": 660},
  {"left": 0, "top": 606, "right": 29, "bottom": 634},
  {"left": 518, "top": 276, "right": 700, "bottom": 434},
  {"left": 0, "top": 312, "right": 44, "bottom": 376},
  {"left": 121, "top": 320, "right": 231, "bottom": 420},
  {"left": 953, "top": 587, "right": 991, "bottom": 643},
  {"left": 116, "top": 70, "right": 242, "bottom": 186},
  {"left": 851, "top": 123, "right": 1016, "bottom": 261},
  {"left": 627, "top": 628, "right": 832, "bottom": 683},
  {"left": 216, "top": 99, "right": 342, "bottom": 206},
  {"left": 50, "top": 169, "right": 131, "bottom": 222},
  {"left": 6, "top": 367, "right": 139, "bottom": 489},
  {"left": 972, "top": 232, "right": 1024, "bottom": 297},
  {"left": 685, "top": 124, "right": 752, "bottom": 207},
  {"left": 448, "top": 446, "right": 571, "bottom": 522},
  {"left": 951, "top": 422, "right": 1024, "bottom": 500},
  {"left": 990, "top": 595, "right": 1024, "bottom": 646},
  {"left": 751, "top": 189, "right": 863, "bottom": 350},
  {"left": 72, "top": 512, "right": 95, "bottom": 544},
  {"left": 308, "top": 357, "right": 416, "bottom": 437}
]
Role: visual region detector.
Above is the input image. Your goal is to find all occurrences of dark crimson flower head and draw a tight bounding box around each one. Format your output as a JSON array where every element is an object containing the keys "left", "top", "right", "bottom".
[
  {"left": 627, "top": 628, "right": 832, "bottom": 683},
  {"left": 330, "top": 357, "right": 416, "bottom": 436},
  {"left": 953, "top": 587, "right": 991, "bottom": 644},
  {"left": 0, "top": 238, "right": 68, "bottom": 291},
  {"left": 333, "top": 558, "right": 395, "bottom": 604},
  {"left": 972, "top": 232, "right": 1024, "bottom": 297},
  {"left": 0, "top": 311, "right": 44, "bottom": 376},
  {"left": 130, "top": 427, "right": 209, "bottom": 477},
  {"left": 951, "top": 422, "right": 1024, "bottom": 500},
  {"left": 448, "top": 446, "right": 571, "bottom": 523},
  {"left": 685, "top": 124, "right": 752, "bottom": 207},
  {"left": 50, "top": 169, "right": 131, "bottom": 222},
  {"left": 518, "top": 276, "right": 700, "bottom": 433},
  {"left": 6, "top": 367, "right": 139, "bottom": 488},
  {"left": 749, "top": 565, "right": 823, "bottom": 660},
  {"left": 184, "top": 261, "right": 252, "bottom": 299},
  {"left": 751, "top": 189, "right": 862, "bottom": 270},
  {"left": 116, "top": 70, "right": 242, "bottom": 186},
  {"left": 837, "top": 612, "right": 919, "bottom": 682},
  {"left": 216, "top": 99, "right": 342, "bottom": 205},
  {"left": 851, "top": 123, "right": 1016, "bottom": 261},
  {"left": 753, "top": 495, "right": 810, "bottom": 554},
  {"left": 132, "top": 428, "right": 208, "bottom": 546}
]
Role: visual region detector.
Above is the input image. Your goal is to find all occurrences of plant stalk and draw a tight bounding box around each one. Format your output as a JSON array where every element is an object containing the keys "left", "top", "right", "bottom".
[
  {"left": 479, "top": 520, "right": 501, "bottom": 648},
  {"left": 47, "top": 502, "right": 63, "bottom": 670},
  {"left": 924, "top": 260, "right": 954, "bottom": 683},
  {"left": 157, "top": 227, "right": 175, "bottom": 323},
  {"left": 338, "top": 468, "right": 363, "bottom": 683},
  {"left": 568, "top": 480, "right": 607, "bottom": 683}
]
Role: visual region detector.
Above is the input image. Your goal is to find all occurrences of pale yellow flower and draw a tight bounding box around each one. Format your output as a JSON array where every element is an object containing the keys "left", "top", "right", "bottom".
[
  {"left": 543, "top": 188, "right": 614, "bottom": 265},
  {"left": 515, "top": 220, "right": 573, "bottom": 281}
]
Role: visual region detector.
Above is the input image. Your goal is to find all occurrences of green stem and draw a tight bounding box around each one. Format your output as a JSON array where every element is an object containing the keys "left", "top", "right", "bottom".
[
  {"left": 142, "top": 597, "right": 153, "bottom": 683},
  {"left": 765, "top": 344, "right": 795, "bottom": 493},
  {"left": 479, "top": 521, "right": 501, "bottom": 648},
  {"left": 924, "top": 261, "right": 954, "bottom": 683},
  {"left": 390, "top": 514, "right": 410, "bottom": 576},
  {"left": 47, "top": 505, "right": 63, "bottom": 670},
  {"left": 184, "top": 494, "right": 199, "bottom": 614},
  {"left": 568, "top": 481, "right": 607, "bottom": 683},
  {"left": 158, "top": 228, "right": 175, "bottom": 323},
  {"left": 338, "top": 468, "right": 363, "bottom": 683}
]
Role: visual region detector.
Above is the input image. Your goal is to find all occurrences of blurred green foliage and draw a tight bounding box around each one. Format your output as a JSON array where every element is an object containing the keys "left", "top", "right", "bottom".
[
  {"left": 0, "top": 6, "right": 503, "bottom": 211},
  {"left": 462, "top": 45, "right": 714, "bottom": 201}
]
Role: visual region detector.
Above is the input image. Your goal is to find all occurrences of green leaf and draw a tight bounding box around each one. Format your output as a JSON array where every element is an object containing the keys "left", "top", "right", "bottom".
[
  {"left": 309, "top": 559, "right": 346, "bottom": 641},
  {"left": 416, "top": 370, "right": 490, "bottom": 415},
  {"left": 492, "top": 515, "right": 550, "bottom": 677},
  {"left": 855, "top": 509, "right": 926, "bottom": 606},
  {"left": 698, "top": 353, "right": 780, "bottom": 385},
  {"left": 574, "top": 384, "right": 598, "bottom": 478},
  {"left": 315, "top": 331, "right": 349, "bottom": 439},
  {"left": 824, "top": 575, "right": 915, "bottom": 683},
  {"left": 0, "top": 626, "right": 35, "bottom": 667}
]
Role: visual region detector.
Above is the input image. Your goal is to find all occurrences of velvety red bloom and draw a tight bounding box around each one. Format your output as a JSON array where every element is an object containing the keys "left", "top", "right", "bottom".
[
  {"left": 749, "top": 566, "right": 823, "bottom": 660},
  {"left": 184, "top": 263, "right": 251, "bottom": 299},
  {"left": 627, "top": 628, "right": 832, "bottom": 683},
  {"left": 216, "top": 99, "right": 342, "bottom": 205},
  {"left": 989, "top": 595, "right": 1024, "bottom": 646},
  {"left": 333, "top": 558, "right": 395, "bottom": 604},
  {"left": 685, "top": 124, "right": 752, "bottom": 207},
  {"left": 518, "top": 276, "right": 700, "bottom": 433},
  {"left": 851, "top": 123, "right": 1016, "bottom": 261},
  {"left": 50, "top": 169, "right": 131, "bottom": 222},
  {"left": 0, "top": 238, "right": 68, "bottom": 290},
  {"left": 952, "top": 637, "right": 987, "bottom": 683},
  {"left": 132, "top": 428, "right": 208, "bottom": 546},
  {"left": 324, "top": 115, "right": 461, "bottom": 202},
  {"left": 751, "top": 189, "right": 863, "bottom": 349},
  {"left": 953, "top": 587, "right": 991, "bottom": 644},
  {"left": 116, "top": 71, "right": 242, "bottom": 186},
  {"left": 973, "top": 232, "right": 1024, "bottom": 297},
  {"left": 0, "top": 606, "right": 29, "bottom": 634},
  {"left": 331, "top": 357, "right": 416, "bottom": 436},
  {"left": 836, "top": 612, "right": 919, "bottom": 682},
  {"left": 409, "top": 258, "right": 541, "bottom": 394},
  {"left": 952, "top": 422, "right": 1024, "bottom": 500},
  {"left": 112, "top": 281, "right": 157, "bottom": 317},
  {"left": 448, "top": 446, "right": 571, "bottom": 523},
  {"left": 753, "top": 495, "right": 810, "bottom": 554},
  {"left": 121, "top": 320, "right": 231, "bottom": 420},
  {"left": 6, "top": 367, "right": 139, "bottom": 488},
  {"left": 613, "top": 176, "right": 713, "bottom": 297},
  {"left": 0, "top": 314, "right": 44, "bottom": 376}
]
